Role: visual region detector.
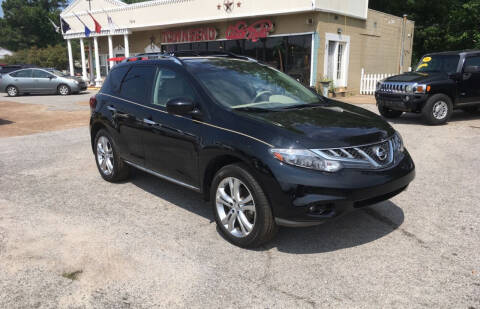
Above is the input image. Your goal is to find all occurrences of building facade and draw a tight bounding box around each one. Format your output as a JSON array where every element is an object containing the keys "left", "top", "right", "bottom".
[{"left": 60, "top": 0, "right": 414, "bottom": 94}]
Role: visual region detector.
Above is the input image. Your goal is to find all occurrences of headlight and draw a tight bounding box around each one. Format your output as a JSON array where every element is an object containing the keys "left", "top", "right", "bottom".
[
  {"left": 376, "top": 81, "right": 383, "bottom": 91},
  {"left": 270, "top": 148, "right": 343, "bottom": 172},
  {"left": 73, "top": 80, "right": 79, "bottom": 85},
  {"left": 405, "top": 85, "right": 413, "bottom": 93},
  {"left": 415, "top": 84, "right": 427, "bottom": 93},
  {"left": 393, "top": 132, "right": 405, "bottom": 153}
]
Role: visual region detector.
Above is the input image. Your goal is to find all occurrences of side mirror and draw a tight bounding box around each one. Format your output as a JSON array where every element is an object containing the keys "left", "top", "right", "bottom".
[
  {"left": 448, "top": 72, "right": 462, "bottom": 80},
  {"left": 464, "top": 65, "right": 480, "bottom": 73},
  {"left": 166, "top": 97, "right": 196, "bottom": 115}
]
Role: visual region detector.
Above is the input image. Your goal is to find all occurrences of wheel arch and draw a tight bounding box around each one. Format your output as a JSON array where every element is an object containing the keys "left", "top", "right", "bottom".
[
  {"left": 90, "top": 120, "right": 108, "bottom": 151},
  {"left": 201, "top": 154, "right": 244, "bottom": 201}
]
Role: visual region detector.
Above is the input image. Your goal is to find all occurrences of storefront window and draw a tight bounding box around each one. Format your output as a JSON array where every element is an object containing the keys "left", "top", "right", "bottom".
[{"left": 161, "top": 34, "right": 312, "bottom": 85}]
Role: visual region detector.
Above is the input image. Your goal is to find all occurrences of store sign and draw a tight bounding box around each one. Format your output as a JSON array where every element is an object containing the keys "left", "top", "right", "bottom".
[
  {"left": 162, "top": 27, "right": 218, "bottom": 44},
  {"left": 226, "top": 19, "right": 274, "bottom": 42}
]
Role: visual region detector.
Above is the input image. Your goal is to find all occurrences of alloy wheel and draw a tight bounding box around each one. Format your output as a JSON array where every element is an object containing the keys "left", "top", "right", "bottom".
[
  {"left": 7, "top": 86, "right": 17, "bottom": 97},
  {"left": 96, "top": 136, "right": 114, "bottom": 176},
  {"left": 432, "top": 101, "right": 448, "bottom": 120},
  {"left": 215, "top": 177, "right": 256, "bottom": 238},
  {"left": 59, "top": 85, "right": 69, "bottom": 95}
]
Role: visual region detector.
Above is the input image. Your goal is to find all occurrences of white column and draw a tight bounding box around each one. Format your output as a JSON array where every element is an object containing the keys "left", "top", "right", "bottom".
[
  {"left": 79, "top": 38, "right": 87, "bottom": 81},
  {"left": 108, "top": 35, "right": 114, "bottom": 69},
  {"left": 88, "top": 40, "right": 94, "bottom": 85},
  {"left": 124, "top": 34, "right": 130, "bottom": 58},
  {"left": 93, "top": 36, "right": 102, "bottom": 87},
  {"left": 67, "top": 39, "right": 74, "bottom": 76}
]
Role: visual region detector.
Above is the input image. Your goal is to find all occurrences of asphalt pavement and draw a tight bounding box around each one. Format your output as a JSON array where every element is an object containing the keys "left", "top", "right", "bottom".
[{"left": 0, "top": 103, "right": 479, "bottom": 308}]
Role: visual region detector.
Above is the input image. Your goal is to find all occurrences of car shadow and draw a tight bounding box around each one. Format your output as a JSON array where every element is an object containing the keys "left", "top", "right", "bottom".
[
  {"left": 0, "top": 119, "right": 14, "bottom": 125},
  {"left": 0, "top": 91, "right": 93, "bottom": 98},
  {"left": 130, "top": 169, "right": 404, "bottom": 254},
  {"left": 387, "top": 109, "right": 480, "bottom": 125}
]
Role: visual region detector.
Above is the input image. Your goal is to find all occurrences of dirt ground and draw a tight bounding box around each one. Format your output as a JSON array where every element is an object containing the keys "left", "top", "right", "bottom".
[{"left": 0, "top": 101, "right": 90, "bottom": 138}]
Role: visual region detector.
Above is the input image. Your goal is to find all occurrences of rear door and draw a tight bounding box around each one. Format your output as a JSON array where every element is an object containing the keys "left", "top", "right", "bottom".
[
  {"left": 9, "top": 69, "right": 34, "bottom": 92},
  {"left": 108, "top": 64, "right": 157, "bottom": 166},
  {"left": 459, "top": 55, "right": 480, "bottom": 104},
  {"left": 143, "top": 64, "right": 202, "bottom": 187}
]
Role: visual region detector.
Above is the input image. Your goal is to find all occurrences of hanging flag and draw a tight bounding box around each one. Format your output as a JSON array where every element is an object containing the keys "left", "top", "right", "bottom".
[
  {"left": 48, "top": 17, "right": 60, "bottom": 33},
  {"left": 88, "top": 12, "right": 102, "bottom": 33},
  {"left": 73, "top": 12, "right": 92, "bottom": 37},
  {"left": 102, "top": 8, "right": 118, "bottom": 31},
  {"left": 60, "top": 18, "right": 71, "bottom": 33}
]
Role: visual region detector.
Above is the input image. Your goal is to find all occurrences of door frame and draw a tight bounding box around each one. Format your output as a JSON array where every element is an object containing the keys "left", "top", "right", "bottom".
[{"left": 323, "top": 33, "right": 350, "bottom": 88}]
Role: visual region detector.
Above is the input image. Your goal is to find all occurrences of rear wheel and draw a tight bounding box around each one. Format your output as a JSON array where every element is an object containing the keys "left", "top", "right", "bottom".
[
  {"left": 211, "top": 163, "right": 277, "bottom": 248},
  {"left": 422, "top": 94, "right": 453, "bottom": 125},
  {"left": 94, "top": 129, "right": 130, "bottom": 182},
  {"left": 378, "top": 105, "right": 403, "bottom": 119},
  {"left": 6, "top": 86, "right": 18, "bottom": 97},
  {"left": 58, "top": 84, "right": 71, "bottom": 96}
]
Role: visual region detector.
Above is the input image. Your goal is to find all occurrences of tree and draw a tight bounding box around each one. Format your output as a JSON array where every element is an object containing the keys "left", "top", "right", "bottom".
[
  {"left": 0, "top": 0, "right": 68, "bottom": 51},
  {"left": 369, "top": 0, "right": 480, "bottom": 63},
  {"left": 3, "top": 43, "right": 79, "bottom": 70}
]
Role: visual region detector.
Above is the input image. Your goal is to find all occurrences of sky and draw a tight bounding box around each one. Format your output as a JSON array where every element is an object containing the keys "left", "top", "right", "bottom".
[{"left": 0, "top": 0, "right": 3, "bottom": 18}]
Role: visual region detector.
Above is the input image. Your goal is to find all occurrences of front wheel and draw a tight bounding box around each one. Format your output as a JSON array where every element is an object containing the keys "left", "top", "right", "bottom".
[
  {"left": 378, "top": 105, "right": 403, "bottom": 119},
  {"left": 211, "top": 164, "right": 277, "bottom": 248},
  {"left": 422, "top": 94, "right": 453, "bottom": 125},
  {"left": 58, "top": 84, "right": 71, "bottom": 96}
]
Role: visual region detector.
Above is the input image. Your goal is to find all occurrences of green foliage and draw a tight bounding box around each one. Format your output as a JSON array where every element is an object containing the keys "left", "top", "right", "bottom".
[
  {"left": 370, "top": 0, "right": 480, "bottom": 64},
  {"left": 0, "top": 0, "right": 68, "bottom": 51},
  {"left": 2, "top": 44, "right": 77, "bottom": 70}
]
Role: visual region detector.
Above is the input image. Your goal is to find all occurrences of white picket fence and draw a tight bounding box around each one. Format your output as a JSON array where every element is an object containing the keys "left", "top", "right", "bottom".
[{"left": 360, "top": 68, "right": 394, "bottom": 95}]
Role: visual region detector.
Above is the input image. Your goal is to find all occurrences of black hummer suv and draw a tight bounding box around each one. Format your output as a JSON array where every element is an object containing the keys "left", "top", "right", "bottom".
[{"left": 376, "top": 50, "right": 480, "bottom": 125}]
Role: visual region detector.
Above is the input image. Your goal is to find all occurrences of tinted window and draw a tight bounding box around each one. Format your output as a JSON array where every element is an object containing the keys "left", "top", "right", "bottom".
[
  {"left": 464, "top": 56, "right": 480, "bottom": 68},
  {"left": 32, "top": 70, "right": 53, "bottom": 78},
  {"left": 416, "top": 55, "right": 460, "bottom": 74},
  {"left": 10, "top": 69, "right": 32, "bottom": 78},
  {"left": 120, "top": 65, "right": 156, "bottom": 103},
  {"left": 102, "top": 66, "right": 129, "bottom": 95},
  {"left": 153, "top": 68, "right": 197, "bottom": 107}
]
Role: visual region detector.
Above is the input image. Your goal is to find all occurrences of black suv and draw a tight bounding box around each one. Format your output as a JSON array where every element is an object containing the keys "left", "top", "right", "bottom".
[
  {"left": 376, "top": 50, "right": 480, "bottom": 125},
  {"left": 90, "top": 53, "right": 415, "bottom": 247}
]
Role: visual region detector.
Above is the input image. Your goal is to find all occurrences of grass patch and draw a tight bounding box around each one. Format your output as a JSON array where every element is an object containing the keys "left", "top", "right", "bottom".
[{"left": 62, "top": 270, "right": 83, "bottom": 281}]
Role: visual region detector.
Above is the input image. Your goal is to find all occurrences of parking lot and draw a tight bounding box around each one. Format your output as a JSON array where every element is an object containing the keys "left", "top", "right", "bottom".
[{"left": 0, "top": 94, "right": 479, "bottom": 308}]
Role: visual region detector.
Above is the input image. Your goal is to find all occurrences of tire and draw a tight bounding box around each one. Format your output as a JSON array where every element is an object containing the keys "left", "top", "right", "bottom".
[
  {"left": 422, "top": 94, "right": 453, "bottom": 125},
  {"left": 378, "top": 105, "right": 403, "bottom": 119},
  {"left": 211, "top": 163, "right": 277, "bottom": 248},
  {"left": 58, "top": 84, "right": 71, "bottom": 96},
  {"left": 6, "top": 85, "right": 18, "bottom": 97},
  {"left": 94, "top": 129, "right": 130, "bottom": 182},
  {"left": 461, "top": 106, "right": 479, "bottom": 113}
]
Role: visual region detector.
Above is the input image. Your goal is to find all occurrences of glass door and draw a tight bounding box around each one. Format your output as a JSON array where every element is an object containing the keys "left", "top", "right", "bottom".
[{"left": 325, "top": 36, "right": 349, "bottom": 88}]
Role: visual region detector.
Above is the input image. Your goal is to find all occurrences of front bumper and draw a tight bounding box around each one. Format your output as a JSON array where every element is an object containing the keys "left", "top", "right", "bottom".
[
  {"left": 261, "top": 152, "right": 415, "bottom": 227},
  {"left": 375, "top": 92, "right": 427, "bottom": 112}
]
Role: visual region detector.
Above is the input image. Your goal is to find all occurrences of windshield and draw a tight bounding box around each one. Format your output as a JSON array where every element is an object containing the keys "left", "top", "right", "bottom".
[
  {"left": 184, "top": 58, "right": 321, "bottom": 111},
  {"left": 48, "top": 69, "right": 67, "bottom": 77},
  {"left": 416, "top": 55, "right": 459, "bottom": 74}
]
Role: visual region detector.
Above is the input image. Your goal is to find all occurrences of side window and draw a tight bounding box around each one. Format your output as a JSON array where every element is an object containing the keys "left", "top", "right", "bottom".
[
  {"left": 32, "top": 70, "right": 53, "bottom": 78},
  {"left": 153, "top": 68, "right": 197, "bottom": 107},
  {"left": 464, "top": 56, "right": 480, "bottom": 69},
  {"left": 102, "top": 66, "right": 129, "bottom": 95},
  {"left": 10, "top": 69, "right": 32, "bottom": 78},
  {"left": 119, "top": 65, "right": 156, "bottom": 103}
]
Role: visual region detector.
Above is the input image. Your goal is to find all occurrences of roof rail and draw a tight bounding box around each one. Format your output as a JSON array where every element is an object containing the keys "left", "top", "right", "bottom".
[{"left": 123, "top": 50, "right": 257, "bottom": 64}]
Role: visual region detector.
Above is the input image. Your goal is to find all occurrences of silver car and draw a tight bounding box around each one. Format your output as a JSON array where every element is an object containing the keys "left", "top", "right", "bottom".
[{"left": 0, "top": 68, "right": 87, "bottom": 97}]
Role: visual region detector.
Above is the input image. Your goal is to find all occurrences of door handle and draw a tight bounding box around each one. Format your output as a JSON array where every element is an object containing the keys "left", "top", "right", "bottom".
[
  {"left": 107, "top": 106, "right": 117, "bottom": 112},
  {"left": 143, "top": 118, "right": 158, "bottom": 126}
]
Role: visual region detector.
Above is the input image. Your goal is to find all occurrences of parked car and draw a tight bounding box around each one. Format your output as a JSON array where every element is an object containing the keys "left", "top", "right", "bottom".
[
  {"left": 376, "top": 50, "right": 480, "bottom": 125},
  {"left": 90, "top": 53, "right": 415, "bottom": 247},
  {"left": 0, "top": 64, "right": 37, "bottom": 74},
  {"left": 0, "top": 68, "right": 87, "bottom": 96}
]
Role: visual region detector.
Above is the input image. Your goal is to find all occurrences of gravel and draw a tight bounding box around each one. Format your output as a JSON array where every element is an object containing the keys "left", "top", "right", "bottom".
[{"left": 0, "top": 104, "right": 479, "bottom": 308}]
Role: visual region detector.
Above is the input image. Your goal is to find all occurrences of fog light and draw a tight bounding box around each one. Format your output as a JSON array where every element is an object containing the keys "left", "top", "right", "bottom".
[{"left": 307, "top": 203, "right": 333, "bottom": 216}]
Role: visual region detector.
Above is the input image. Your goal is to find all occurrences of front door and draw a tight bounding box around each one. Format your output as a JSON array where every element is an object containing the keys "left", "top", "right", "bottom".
[
  {"left": 32, "top": 69, "right": 56, "bottom": 93},
  {"left": 143, "top": 65, "right": 201, "bottom": 187},
  {"left": 325, "top": 35, "right": 349, "bottom": 88},
  {"left": 459, "top": 55, "right": 480, "bottom": 104}
]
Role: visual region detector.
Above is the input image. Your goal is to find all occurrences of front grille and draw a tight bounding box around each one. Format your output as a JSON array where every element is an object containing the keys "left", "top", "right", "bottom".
[
  {"left": 312, "top": 138, "right": 395, "bottom": 170},
  {"left": 379, "top": 82, "right": 412, "bottom": 94}
]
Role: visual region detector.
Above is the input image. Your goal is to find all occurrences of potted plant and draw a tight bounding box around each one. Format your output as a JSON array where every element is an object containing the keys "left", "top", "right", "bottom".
[{"left": 318, "top": 76, "right": 332, "bottom": 97}]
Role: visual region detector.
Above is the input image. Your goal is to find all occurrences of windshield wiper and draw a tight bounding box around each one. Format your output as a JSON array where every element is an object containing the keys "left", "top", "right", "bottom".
[
  {"left": 277, "top": 102, "right": 323, "bottom": 110},
  {"left": 233, "top": 107, "right": 272, "bottom": 113}
]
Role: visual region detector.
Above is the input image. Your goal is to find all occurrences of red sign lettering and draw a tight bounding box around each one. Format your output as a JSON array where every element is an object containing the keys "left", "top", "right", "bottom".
[
  {"left": 226, "top": 19, "right": 274, "bottom": 42},
  {"left": 162, "top": 27, "right": 218, "bottom": 43}
]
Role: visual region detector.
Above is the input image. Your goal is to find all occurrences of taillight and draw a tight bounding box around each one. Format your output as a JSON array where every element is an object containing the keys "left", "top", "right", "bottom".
[{"left": 89, "top": 95, "right": 97, "bottom": 111}]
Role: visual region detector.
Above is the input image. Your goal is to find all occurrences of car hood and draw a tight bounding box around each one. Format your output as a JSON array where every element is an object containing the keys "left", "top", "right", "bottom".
[
  {"left": 64, "top": 76, "right": 84, "bottom": 82},
  {"left": 384, "top": 71, "right": 448, "bottom": 84},
  {"left": 237, "top": 100, "right": 395, "bottom": 149}
]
